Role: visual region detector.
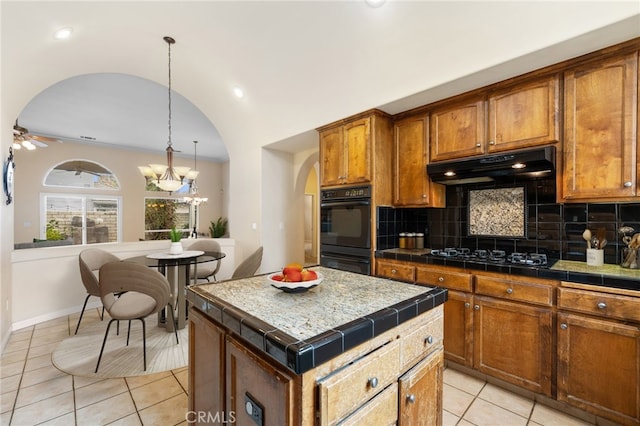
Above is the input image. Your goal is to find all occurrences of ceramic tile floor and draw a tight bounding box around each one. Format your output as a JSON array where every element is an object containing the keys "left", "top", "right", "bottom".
[{"left": 2, "top": 309, "right": 596, "bottom": 426}]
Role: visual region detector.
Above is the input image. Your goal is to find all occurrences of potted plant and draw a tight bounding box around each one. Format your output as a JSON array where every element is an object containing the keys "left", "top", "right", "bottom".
[
  {"left": 209, "top": 217, "right": 228, "bottom": 238},
  {"left": 169, "top": 227, "right": 183, "bottom": 254}
]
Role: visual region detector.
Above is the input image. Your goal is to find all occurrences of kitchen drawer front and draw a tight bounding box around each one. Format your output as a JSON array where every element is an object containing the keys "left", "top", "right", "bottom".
[
  {"left": 416, "top": 267, "right": 473, "bottom": 292},
  {"left": 558, "top": 287, "right": 640, "bottom": 323},
  {"left": 401, "top": 307, "right": 444, "bottom": 371},
  {"left": 337, "top": 383, "right": 398, "bottom": 426},
  {"left": 475, "top": 276, "right": 553, "bottom": 306},
  {"left": 377, "top": 260, "right": 415, "bottom": 283},
  {"left": 318, "top": 339, "right": 401, "bottom": 425}
]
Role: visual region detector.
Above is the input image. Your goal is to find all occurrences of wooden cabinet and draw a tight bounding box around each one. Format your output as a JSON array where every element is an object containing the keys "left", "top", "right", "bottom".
[
  {"left": 319, "top": 110, "right": 392, "bottom": 190},
  {"left": 561, "top": 51, "right": 639, "bottom": 202},
  {"left": 376, "top": 259, "right": 415, "bottom": 282},
  {"left": 487, "top": 75, "right": 560, "bottom": 152},
  {"left": 430, "top": 96, "right": 486, "bottom": 162},
  {"left": 393, "top": 114, "right": 445, "bottom": 207},
  {"left": 557, "top": 284, "right": 640, "bottom": 425},
  {"left": 399, "top": 347, "right": 444, "bottom": 426}
]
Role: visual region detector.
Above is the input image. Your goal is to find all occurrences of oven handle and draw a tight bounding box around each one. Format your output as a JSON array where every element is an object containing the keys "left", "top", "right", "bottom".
[
  {"left": 321, "top": 200, "right": 370, "bottom": 208},
  {"left": 321, "top": 252, "right": 371, "bottom": 263}
]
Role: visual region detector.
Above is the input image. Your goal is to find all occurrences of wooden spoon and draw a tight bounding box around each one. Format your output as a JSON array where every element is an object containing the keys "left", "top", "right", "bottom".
[{"left": 582, "top": 229, "right": 592, "bottom": 249}]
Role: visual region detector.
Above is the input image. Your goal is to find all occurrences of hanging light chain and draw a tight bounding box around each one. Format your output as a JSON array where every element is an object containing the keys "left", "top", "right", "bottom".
[{"left": 165, "top": 36, "right": 175, "bottom": 148}]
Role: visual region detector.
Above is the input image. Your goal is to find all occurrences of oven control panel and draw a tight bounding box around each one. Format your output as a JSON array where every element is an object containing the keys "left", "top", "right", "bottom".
[{"left": 321, "top": 186, "right": 371, "bottom": 201}]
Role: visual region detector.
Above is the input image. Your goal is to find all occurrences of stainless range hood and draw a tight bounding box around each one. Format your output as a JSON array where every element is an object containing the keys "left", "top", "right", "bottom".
[{"left": 427, "top": 146, "right": 555, "bottom": 185}]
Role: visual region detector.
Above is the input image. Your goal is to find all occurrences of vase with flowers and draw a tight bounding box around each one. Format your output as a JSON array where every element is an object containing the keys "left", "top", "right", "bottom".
[{"left": 169, "top": 227, "right": 183, "bottom": 254}]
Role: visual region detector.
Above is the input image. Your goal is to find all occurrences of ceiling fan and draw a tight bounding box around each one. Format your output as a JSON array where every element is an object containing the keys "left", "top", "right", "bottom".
[{"left": 13, "top": 120, "right": 62, "bottom": 150}]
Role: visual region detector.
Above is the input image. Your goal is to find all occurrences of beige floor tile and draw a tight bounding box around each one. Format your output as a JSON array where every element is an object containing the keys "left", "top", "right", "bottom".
[
  {"left": 477, "top": 383, "right": 534, "bottom": 419},
  {"left": 37, "top": 411, "right": 76, "bottom": 425},
  {"left": 0, "top": 410, "right": 11, "bottom": 425},
  {"left": 26, "top": 341, "right": 58, "bottom": 359},
  {"left": 125, "top": 370, "right": 172, "bottom": 389},
  {"left": 463, "top": 398, "right": 528, "bottom": 426},
  {"left": 458, "top": 420, "right": 475, "bottom": 426},
  {"left": 24, "top": 352, "right": 53, "bottom": 372},
  {"left": 174, "top": 368, "right": 188, "bottom": 391},
  {"left": 1, "top": 373, "right": 22, "bottom": 393},
  {"left": 443, "top": 383, "right": 476, "bottom": 417},
  {"left": 530, "top": 403, "right": 593, "bottom": 426},
  {"left": 29, "top": 329, "right": 69, "bottom": 347},
  {"left": 32, "top": 322, "right": 69, "bottom": 338},
  {"left": 10, "top": 390, "right": 74, "bottom": 425},
  {"left": 442, "top": 409, "right": 460, "bottom": 426},
  {"left": 138, "top": 393, "right": 188, "bottom": 426},
  {"left": 15, "top": 375, "right": 73, "bottom": 409},
  {"left": 75, "top": 377, "right": 128, "bottom": 409},
  {"left": 2, "top": 338, "right": 31, "bottom": 354},
  {"left": 129, "top": 375, "right": 185, "bottom": 410},
  {"left": 76, "top": 392, "right": 137, "bottom": 425},
  {"left": 1, "top": 389, "right": 17, "bottom": 414},
  {"left": 1, "top": 359, "right": 25, "bottom": 379},
  {"left": 73, "top": 374, "right": 105, "bottom": 389},
  {"left": 1, "top": 348, "right": 28, "bottom": 365},
  {"left": 444, "top": 368, "right": 486, "bottom": 396},
  {"left": 20, "top": 363, "right": 66, "bottom": 388},
  {"left": 106, "top": 412, "right": 143, "bottom": 425},
  {"left": 34, "top": 316, "right": 69, "bottom": 330}
]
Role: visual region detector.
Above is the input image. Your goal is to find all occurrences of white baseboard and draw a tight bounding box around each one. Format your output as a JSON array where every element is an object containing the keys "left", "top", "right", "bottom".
[{"left": 11, "top": 299, "right": 102, "bottom": 332}]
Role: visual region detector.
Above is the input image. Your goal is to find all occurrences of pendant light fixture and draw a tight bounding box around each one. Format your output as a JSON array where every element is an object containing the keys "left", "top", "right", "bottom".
[
  {"left": 183, "top": 140, "right": 208, "bottom": 206},
  {"left": 138, "top": 36, "right": 190, "bottom": 192}
]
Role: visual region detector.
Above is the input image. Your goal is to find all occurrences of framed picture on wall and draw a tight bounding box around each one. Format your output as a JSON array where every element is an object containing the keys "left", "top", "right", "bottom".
[{"left": 468, "top": 186, "right": 526, "bottom": 238}]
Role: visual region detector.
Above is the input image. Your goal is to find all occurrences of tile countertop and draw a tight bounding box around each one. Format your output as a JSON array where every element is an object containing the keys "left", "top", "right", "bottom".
[
  {"left": 376, "top": 249, "right": 640, "bottom": 292},
  {"left": 186, "top": 266, "right": 447, "bottom": 374}
]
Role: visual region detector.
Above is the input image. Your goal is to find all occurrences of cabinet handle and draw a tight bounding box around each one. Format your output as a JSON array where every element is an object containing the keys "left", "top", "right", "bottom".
[
  {"left": 422, "top": 194, "right": 427, "bottom": 198},
  {"left": 476, "top": 143, "right": 481, "bottom": 147},
  {"left": 474, "top": 305, "right": 480, "bottom": 310},
  {"left": 368, "top": 377, "right": 379, "bottom": 388},
  {"left": 560, "top": 323, "right": 568, "bottom": 330},
  {"left": 438, "top": 276, "right": 444, "bottom": 282},
  {"left": 624, "top": 181, "right": 632, "bottom": 188},
  {"left": 464, "top": 302, "right": 470, "bottom": 308},
  {"left": 406, "top": 394, "right": 416, "bottom": 404},
  {"left": 597, "top": 302, "right": 607, "bottom": 309},
  {"left": 424, "top": 335, "right": 434, "bottom": 345},
  {"left": 391, "top": 269, "right": 397, "bottom": 274},
  {"left": 506, "top": 288, "right": 513, "bottom": 294},
  {"left": 489, "top": 140, "right": 496, "bottom": 145}
]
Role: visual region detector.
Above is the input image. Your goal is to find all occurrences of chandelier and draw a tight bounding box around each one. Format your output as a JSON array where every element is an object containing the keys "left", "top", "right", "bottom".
[
  {"left": 183, "top": 140, "right": 208, "bottom": 206},
  {"left": 138, "top": 36, "right": 190, "bottom": 192}
]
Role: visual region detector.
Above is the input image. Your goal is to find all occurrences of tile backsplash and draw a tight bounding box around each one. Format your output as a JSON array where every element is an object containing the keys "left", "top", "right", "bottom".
[{"left": 377, "top": 177, "right": 640, "bottom": 265}]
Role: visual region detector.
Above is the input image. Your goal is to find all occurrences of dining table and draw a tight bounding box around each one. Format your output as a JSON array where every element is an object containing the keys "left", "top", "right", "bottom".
[{"left": 126, "top": 249, "right": 226, "bottom": 331}]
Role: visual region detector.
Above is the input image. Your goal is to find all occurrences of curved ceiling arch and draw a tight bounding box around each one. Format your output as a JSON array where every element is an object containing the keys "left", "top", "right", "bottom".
[{"left": 17, "top": 73, "right": 229, "bottom": 162}]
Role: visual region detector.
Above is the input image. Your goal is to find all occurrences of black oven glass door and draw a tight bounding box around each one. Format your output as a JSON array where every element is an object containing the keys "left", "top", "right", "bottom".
[{"left": 320, "top": 199, "right": 371, "bottom": 249}]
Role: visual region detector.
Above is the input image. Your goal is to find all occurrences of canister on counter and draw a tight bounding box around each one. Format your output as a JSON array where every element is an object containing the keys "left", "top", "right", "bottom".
[
  {"left": 406, "top": 232, "right": 415, "bottom": 249},
  {"left": 399, "top": 233, "right": 407, "bottom": 249},
  {"left": 416, "top": 233, "right": 424, "bottom": 249}
]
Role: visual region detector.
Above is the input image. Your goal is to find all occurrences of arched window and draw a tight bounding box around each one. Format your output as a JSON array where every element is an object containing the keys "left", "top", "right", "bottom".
[{"left": 44, "top": 159, "right": 119, "bottom": 189}]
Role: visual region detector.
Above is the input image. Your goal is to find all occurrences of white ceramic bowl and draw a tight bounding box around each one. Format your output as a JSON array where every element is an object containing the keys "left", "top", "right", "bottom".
[{"left": 267, "top": 271, "right": 324, "bottom": 293}]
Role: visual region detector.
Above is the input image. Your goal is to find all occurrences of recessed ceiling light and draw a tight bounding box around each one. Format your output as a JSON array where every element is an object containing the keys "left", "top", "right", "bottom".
[
  {"left": 512, "top": 163, "right": 526, "bottom": 169},
  {"left": 233, "top": 86, "right": 245, "bottom": 99},
  {"left": 53, "top": 27, "right": 73, "bottom": 40},
  {"left": 444, "top": 171, "right": 456, "bottom": 177},
  {"left": 365, "top": 0, "right": 386, "bottom": 8}
]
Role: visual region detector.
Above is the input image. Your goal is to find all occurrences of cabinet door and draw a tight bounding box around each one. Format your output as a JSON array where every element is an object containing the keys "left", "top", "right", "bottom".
[
  {"left": 188, "top": 307, "right": 225, "bottom": 423},
  {"left": 226, "top": 336, "right": 295, "bottom": 426},
  {"left": 562, "top": 52, "right": 638, "bottom": 201},
  {"left": 394, "top": 115, "right": 429, "bottom": 205},
  {"left": 320, "top": 126, "right": 345, "bottom": 187},
  {"left": 488, "top": 75, "right": 559, "bottom": 152},
  {"left": 442, "top": 290, "right": 474, "bottom": 367},
  {"left": 473, "top": 296, "right": 553, "bottom": 396},
  {"left": 343, "top": 117, "right": 371, "bottom": 184},
  {"left": 430, "top": 97, "right": 486, "bottom": 161},
  {"left": 557, "top": 312, "right": 640, "bottom": 425},
  {"left": 399, "top": 347, "right": 444, "bottom": 426}
]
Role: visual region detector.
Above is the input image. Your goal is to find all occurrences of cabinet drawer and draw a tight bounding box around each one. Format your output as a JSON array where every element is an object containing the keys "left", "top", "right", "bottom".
[
  {"left": 401, "top": 308, "right": 443, "bottom": 370},
  {"left": 338, "top": 383, "right": 398, "bottom": 426},
  {"left": 377, "top": 261, "right": 415, "bottom": 282},
  {"left": 475, "top": 276, "right": 553, "bottom": 306},
  {"left": 416, "top": 267, "right": 472, "bottom": 292},
  {"left": 318, "top": 339, "right": 401, "bottom": 425},
  {"left": 558, "top": 287, "right": 640, "bottom": 323}
]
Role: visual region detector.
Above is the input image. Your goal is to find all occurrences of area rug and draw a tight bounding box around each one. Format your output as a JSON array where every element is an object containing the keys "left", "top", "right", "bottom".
[{"left": 52, "top": 316, "right": 188, "bottom": 379}]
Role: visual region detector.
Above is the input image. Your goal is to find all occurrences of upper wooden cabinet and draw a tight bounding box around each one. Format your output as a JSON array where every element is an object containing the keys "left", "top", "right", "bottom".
[
  {"left": 561, "top": 51, "right": 639, "bottom": 202},
  {"left": 488, "top": 75, "right": 560, "bottom": 152},
  {"left": 430, "top": 96, "right": 486, "bottom": 162},
  {"left": 393, "top": 114, "right": 445, "bottom": 207},
  {"left": 430, "top": 75, "right": 560, "bottom": 163},
  {"left": 319, "top": 111, "right": 392, "bottom": 190}
]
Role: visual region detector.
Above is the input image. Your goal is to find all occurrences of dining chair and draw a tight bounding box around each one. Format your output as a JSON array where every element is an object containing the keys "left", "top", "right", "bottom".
[
  {"left": 76, "top": 248, "right": 120, "bottom": 335},
  {"left": 188, "top": 239, "right": 223, "bottom": 282},
  {"left": 95, "top": 261, "right": 179, "bottom": 373},
  {"left": 231, "top": 246, "right": 263, "bottom": 279}
]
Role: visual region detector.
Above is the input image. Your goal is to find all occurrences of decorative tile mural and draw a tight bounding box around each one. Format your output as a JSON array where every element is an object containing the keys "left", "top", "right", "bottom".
[{"left": 468, "top": 187, "right": 525, "bottom": 237}]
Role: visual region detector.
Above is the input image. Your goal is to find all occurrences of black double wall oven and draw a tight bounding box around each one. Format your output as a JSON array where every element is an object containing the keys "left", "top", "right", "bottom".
[{"left": 320, "top": 185, "right": 372, "bottom": 275}]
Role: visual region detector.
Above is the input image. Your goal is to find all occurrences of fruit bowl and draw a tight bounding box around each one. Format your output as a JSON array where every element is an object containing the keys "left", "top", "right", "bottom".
[{"left": 267, "top": 272, "right": 324, "bottom": 293}]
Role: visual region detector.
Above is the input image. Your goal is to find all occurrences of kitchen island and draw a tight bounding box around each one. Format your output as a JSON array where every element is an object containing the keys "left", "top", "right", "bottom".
[{"left": 186, "top": 266, "right": 447, "bottom": 425}]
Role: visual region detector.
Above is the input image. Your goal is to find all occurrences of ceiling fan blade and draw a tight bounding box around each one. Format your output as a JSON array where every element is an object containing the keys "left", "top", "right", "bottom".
[
  {"left": 30, "top": 134, "right": 61, "bottom": 144},
  {"left": 28, "top": 138, "right": 49, "bottom": 148}
]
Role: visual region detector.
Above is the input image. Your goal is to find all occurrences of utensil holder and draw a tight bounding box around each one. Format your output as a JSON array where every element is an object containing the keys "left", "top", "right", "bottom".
[
  {"left": 621, "top": 248, "right": 639, "bottom": 269},
  {"left": 586, "top": 249, "right": 604, "bottom": 266}
]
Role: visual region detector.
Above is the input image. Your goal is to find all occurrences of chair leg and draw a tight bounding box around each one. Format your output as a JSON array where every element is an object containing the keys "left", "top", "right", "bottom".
[
  {"left": 140, "top": 318, "right": 147, "bottom": 371},
  {"left": 167, "top": 304, "right": 179, "bottom": 345},
  {"left": 100, "top": 306, "right": 105, "bottom": 321},
  {"left": 95, "top": 319, "right": 117, "bottom": 373},
  {"left": 74, "top": 294, "right": 91, "bottom": 335},
  {"left": 126, "top": 321, "right": 132, "bottom": 346}
]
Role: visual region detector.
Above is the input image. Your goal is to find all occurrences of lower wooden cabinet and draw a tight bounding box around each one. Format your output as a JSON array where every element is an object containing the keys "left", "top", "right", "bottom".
[
  {"left": 399, "top": 347, "right": 444, "bottom": 425},
  {"left": 441, "top": 289, "right": 474, "bottom": 367}
]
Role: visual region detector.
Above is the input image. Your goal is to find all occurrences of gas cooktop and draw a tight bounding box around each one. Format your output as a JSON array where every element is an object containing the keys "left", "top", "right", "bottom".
[{"left": 430, "top": 248, "right": 548, "bottom": 266}]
